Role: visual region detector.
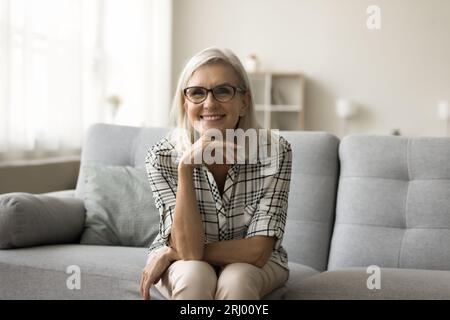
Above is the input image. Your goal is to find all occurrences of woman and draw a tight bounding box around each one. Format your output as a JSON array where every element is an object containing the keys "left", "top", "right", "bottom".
[{"left": 140, "top": 47, "right": 292, "bottom": 300}]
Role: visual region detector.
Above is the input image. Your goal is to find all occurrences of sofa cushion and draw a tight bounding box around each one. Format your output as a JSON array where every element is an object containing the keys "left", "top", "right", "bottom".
[
  {"left": 0, "top": 244, "right": 165, "bottom": 299},
  {"left": 284, "top": 267, "right": 450, "bottom": 299},
  {"left": 0, "top": 193, "right": 85, "bottom": 249},
  {"left": 262, "top": 262, "right": 319, "bottom": 300},
  {"left": 329, "top": 135, "right": 450, "bottom": 270},
  {"left": 281, "top": 132, "right": 340, "bottom": 271},
  {"left": 80, "top": 165, "right": 159, "bottom": 247}
]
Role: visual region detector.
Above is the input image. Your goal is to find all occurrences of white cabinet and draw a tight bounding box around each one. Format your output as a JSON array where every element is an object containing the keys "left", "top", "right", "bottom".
[{"left": 248, "top": 72, "right": 305, "bottom": 130}]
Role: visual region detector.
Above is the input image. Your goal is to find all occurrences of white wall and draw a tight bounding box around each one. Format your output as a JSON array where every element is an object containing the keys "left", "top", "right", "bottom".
[{"left": 172, "top": 0, "right": 450, "bottom": 137}]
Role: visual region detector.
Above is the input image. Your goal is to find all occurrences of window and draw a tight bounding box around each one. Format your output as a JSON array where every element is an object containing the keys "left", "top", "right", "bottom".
[{"left": 0, "top": 0, "right": 172, "bottom": 163}]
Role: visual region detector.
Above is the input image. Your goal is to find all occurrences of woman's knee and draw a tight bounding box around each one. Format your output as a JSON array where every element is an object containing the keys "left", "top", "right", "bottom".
[
  {"left": 170, "top": 260, "right": 218, "bottom": 300},
  {"left": 215, "top": 263, "right": 261, "bottom": 300}
]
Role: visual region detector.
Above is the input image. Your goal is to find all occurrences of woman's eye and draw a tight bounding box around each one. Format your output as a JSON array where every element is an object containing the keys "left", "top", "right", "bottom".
[
  {"left": 191, "top": 89, "right": 205, "bottom": 97},
  {"left": 214, "top": 86, "right": 232, "bottom": 96}
]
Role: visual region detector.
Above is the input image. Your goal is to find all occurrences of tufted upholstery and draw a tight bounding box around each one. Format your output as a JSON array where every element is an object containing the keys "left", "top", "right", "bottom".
[
  {"left": 328, "top": 135, "right": 450, "bottom": 270},
  {"left": 75, "top": 124, "right": 170, "bottom": 199}
]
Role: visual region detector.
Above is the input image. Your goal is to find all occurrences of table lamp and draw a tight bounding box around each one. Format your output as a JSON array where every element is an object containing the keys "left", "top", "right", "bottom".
[
  {"left": 336, "top": 98, "right": 356, "bottom": 137},
  {"left": 437, "top": 100, "right": 449, "bottom": 136}
]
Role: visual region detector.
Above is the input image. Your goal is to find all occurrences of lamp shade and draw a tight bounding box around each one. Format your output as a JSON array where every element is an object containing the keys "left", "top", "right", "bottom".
[
  {"left": 336, "top": 99, "right": 356, "bottom": 119},
  {"left": 437, "top": 100, "right": 450, "bottom": 120}
]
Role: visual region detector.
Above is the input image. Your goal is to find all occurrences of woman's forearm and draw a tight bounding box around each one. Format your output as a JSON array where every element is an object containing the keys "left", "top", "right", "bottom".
[
  {"left": 203, "top": 237, "right": 273, "bottom": 268},
  {"left": 170, "top": 164, "right": 204, "bottom": 260}
]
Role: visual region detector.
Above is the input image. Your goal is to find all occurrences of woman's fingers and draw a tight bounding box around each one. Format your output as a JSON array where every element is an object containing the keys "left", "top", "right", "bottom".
[
  {"left": 207, "top": 141, "right": 245, "bottom": 162},
  {"left": 142, "top": 273, "right": 152, "bottom": 300},
  {"left": 140, "top": 250, "right": 172, "bottom": 300},
  {"left": 140, "top": 270, "right": 154, "bottom": 300},
  {"left": 139, "top": 274, "right": 143, "bottom": 297},
  {"left": 183, "top": 135, "right": 246, "bottom": 166},
  {"left": 140, "top": 272, "right": 147, "bottom": 298}
]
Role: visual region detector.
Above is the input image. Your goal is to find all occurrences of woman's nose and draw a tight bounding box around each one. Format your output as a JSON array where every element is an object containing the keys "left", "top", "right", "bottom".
[{"left": 202, "top": 91, "right": 218, "bottom": 108}]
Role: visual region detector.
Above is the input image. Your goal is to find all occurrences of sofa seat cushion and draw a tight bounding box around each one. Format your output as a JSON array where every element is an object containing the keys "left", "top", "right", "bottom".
[
  {"left": 284, "top": 267, "right": 450, "bottom": 299},
  {"left": 0, "top": 244, "right": 164, "bottom": 299},
  {"left": 261, "top": 262, "right": 319, "bottom": 300}
]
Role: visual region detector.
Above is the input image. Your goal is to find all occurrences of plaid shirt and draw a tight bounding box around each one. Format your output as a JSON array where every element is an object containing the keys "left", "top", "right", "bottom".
[{"left": 145, "top": 135, "right": 292, "bottom": 270}]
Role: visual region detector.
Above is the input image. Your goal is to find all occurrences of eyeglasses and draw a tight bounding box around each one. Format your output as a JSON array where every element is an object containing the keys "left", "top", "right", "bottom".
[{"left": 183, "top": 84, "right": 245, "bottom": 104}]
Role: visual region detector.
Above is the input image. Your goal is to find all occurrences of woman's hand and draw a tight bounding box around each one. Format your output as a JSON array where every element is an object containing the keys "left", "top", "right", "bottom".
[
  {"left": 178, "top": 133, "right": 242, "bottom": 170},
  {"left": 140, "top": 247, "right": 179, "bottom": 300}
]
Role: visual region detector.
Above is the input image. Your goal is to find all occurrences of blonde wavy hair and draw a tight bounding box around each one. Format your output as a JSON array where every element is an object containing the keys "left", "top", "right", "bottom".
[{"left": 167, "top": 47, "right": 260, "bottom": 154}]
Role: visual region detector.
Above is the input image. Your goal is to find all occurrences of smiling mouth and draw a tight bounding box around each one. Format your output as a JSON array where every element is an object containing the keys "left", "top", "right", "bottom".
[{"left": 200, "top": 115, "right": 225, "bottom": 121}]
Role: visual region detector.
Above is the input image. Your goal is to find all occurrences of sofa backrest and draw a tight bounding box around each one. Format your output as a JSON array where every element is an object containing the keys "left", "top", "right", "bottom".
[
  {"left": 75, "top": 123, "right": 169, "bottom": 199},
  {"left": 328, "top": 134, "right": 450, "bottom": 271},
  {"left": 76, "top": 123, "right": 340, "bottom": 271}
]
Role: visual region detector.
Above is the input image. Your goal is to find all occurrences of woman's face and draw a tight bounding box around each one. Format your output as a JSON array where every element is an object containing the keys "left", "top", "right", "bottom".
[{"left": 184, "top": 63, "right": 249, "bottom": 136}]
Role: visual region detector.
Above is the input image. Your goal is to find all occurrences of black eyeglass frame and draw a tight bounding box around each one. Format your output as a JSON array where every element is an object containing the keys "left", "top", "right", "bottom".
[{"left": 183, "top": 84, "right": 246, "bottom": 104}]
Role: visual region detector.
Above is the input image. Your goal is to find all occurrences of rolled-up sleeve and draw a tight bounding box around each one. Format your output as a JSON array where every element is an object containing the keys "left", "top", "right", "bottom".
[
  {"left": 145, "top": 145, "right": 178, "bottom": 251},
  {"left": 245, "top": 141, "right": 292, "bottom": 250}
]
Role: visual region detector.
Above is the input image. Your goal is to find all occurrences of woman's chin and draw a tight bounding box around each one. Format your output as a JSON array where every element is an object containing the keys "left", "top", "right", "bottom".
[
  {"left": 199, "top": 124, "right": 227, "bottom": 134},
  {"left": 194, "top": 120, "right": 239, "bottom": 136}
]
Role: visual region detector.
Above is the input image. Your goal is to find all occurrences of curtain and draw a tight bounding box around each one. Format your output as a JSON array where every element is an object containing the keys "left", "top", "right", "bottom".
[
  {"left": 102, "top": 0, "right": 172, "bottom": 128},
  {"left": 0, "top": 0, "right": 172, "bottom": 163}
]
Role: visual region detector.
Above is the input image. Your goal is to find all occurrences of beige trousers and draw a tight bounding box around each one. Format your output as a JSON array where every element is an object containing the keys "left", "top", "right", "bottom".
[{"left": 154, "top": 259, "right": 289, "bottom": 300}]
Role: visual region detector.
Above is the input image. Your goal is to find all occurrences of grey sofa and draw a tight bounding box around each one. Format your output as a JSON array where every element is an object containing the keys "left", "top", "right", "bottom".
[{"left": 1, "top": 123, "right": 450, "bottom": 299}]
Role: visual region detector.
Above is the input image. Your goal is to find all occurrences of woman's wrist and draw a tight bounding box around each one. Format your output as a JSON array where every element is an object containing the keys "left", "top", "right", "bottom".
[
  {"left": 178, "top": 161, "right": 194, "bottom": 175},
  {"left": 163, "top": 246, "right": 180, "bottom": 263}
]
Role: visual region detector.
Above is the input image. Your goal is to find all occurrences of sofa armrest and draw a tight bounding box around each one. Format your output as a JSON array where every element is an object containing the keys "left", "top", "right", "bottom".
[
  {"left": 0, "top": 192, "right": 85, "bottom": 249},
  {"left": 42, "top": 189, "right": 77, "bottom": 198}
]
